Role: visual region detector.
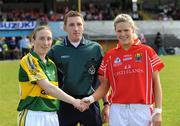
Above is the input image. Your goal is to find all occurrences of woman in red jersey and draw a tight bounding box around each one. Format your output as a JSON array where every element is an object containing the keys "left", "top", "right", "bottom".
[{"left": 82, "top": 14, "right": 164, "bottom": 126}]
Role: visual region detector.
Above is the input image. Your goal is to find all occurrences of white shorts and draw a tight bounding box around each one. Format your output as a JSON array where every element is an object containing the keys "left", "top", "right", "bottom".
[
  {"left": 109, "top": 104, "right": 152, "bottom": 126},
  {"left": 18, "top": 109, "right": 59, "bottom": 126}
]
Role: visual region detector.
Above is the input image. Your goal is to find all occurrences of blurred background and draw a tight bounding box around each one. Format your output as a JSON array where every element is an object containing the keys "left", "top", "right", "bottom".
[{"left": 1, "top": 0, "right": 180, "bottom": 61}]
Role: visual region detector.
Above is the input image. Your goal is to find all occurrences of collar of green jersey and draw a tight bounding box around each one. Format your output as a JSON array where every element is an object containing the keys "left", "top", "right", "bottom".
[
  {"left": 30, "top": 50, "right": 51, "bottom": 65},
  {"left": 64, "top": 36, "right": 86, "bottom": 47}
]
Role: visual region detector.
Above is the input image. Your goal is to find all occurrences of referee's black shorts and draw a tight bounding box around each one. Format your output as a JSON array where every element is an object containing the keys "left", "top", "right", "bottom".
[{"left": 58, "top": 95, "right": 102, "bottom": 126}]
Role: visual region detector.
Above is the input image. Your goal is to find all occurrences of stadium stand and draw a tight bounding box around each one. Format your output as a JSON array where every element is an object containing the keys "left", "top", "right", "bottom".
[{"left": 0, "top": 0, "right": 180, "bottom": 60}]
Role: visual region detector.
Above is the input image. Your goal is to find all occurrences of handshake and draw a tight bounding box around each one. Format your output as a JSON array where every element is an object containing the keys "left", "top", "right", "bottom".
[{"left": 72, "top": 96, "right": 95, "bottom": 112}]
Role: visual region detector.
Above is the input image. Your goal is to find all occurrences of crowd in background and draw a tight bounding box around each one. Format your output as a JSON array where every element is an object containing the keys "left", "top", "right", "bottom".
[
  {"left": 1, "top": 2, "right": 180, "bottom": 22},
  {"left": 157, "top": 3, "right": 180, "bottom": 21},
  {"left": 0, "top": 36, "right": 31, "bottom": 60},
  {"left": 0, "top": 36, "right": 62, "bottom": 60},
  {"left": 0, "top": 2, "right": 177, "bottom": 61},
  {"left": 0, "top": 2, "right": 143, "bottom": 22}
]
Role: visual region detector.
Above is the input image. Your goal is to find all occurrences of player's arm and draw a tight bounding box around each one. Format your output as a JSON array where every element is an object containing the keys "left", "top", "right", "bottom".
[
  {"left": 153, "top": 70, "right": 162, "bottom": 109},
  {"left": 101, "top": 92, "right": 110, "bottom": 123},
  {"left": 152, "top": 70, "right": 162, "bottom": 125},
  {"left": 82, "top": 75, "right": 110, "bottom": 104},
  {"left": 37, "top": 79, "right": 88, "bottom": 111},
  {"left": 93, "top": 75, "right": 110, "bottom": 101}
]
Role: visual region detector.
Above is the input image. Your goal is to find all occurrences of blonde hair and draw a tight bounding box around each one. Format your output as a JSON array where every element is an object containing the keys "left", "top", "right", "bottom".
[{"left": 114, "top": 14, "right": 137, "bottom": 30}]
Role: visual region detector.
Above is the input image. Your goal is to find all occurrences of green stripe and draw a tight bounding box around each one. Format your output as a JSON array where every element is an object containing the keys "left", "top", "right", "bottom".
[{"left": 19, "top": 65, "right": 29, "bottom": 82}]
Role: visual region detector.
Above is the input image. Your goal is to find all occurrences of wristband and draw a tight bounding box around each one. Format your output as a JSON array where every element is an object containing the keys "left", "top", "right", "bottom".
[
  {"left": 83, "top": 95, "right": 95, "bottom": 104},
  {"left": 154, "top": 108, "right": 162, "bottom": 114},
  {"left": 88, "top": 95, "right": 95, "bottom": 104},
  {"left": 152, "top": 108, "right": 162, "bottom": 117}
]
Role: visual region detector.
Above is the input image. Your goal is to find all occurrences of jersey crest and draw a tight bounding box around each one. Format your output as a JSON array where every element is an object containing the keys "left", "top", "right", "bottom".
[{"left": 135, "top": 53, "right": 142, "bottom": 62}]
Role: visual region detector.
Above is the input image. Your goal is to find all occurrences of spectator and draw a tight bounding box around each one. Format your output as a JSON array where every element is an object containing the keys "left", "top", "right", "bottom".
[
  {"left": 140, "top": 33, "right": 147, "bottom": 44},
  {"left": 154, "top": 32, "right": 166, "bottom": 55},
  {"left": 19, "top": 36, "right": 31, "bottom": 57},
  {"left": 0, "top": 37, "right": 4, "bottom": 60},
  {"left": 6, "top": 37, "right": 19, "bottom": 59}
]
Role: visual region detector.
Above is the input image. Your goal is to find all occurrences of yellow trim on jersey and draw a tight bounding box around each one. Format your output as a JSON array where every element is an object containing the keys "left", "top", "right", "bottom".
[
  {"left": 18, "top": 109, "right": 28, "bottom": 126},
  {"left": 20, "top": 53, "right": 47, "bottom": 82},
  {"left": 19, "top": 81, "right": 58, "bottom": 100}
]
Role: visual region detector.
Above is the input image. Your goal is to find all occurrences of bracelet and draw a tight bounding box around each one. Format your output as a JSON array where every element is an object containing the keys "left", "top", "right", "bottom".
[{"left": 103, "top": 102, "right": 109, "bottom": 106}]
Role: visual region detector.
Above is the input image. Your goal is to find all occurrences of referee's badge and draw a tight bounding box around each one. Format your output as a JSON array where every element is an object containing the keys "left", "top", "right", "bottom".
[
  {"left": 88, "top": 65, "right": 96, "bottom": 75},
  {"left": 86, "top": 58, "right": 98, "bottom": 75}
]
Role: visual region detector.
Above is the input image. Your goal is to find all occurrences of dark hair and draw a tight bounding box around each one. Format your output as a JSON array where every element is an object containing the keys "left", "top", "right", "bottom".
[{"left": 157, "top": 32, "right": 161, "bottom": 36}]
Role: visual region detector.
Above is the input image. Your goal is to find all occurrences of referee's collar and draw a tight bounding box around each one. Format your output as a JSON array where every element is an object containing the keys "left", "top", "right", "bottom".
[{"left": 63, "top": 36, "right": 85, "bottom": 47}]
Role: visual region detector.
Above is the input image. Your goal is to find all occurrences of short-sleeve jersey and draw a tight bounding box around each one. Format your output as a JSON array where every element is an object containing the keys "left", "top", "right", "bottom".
[
  {"left": 98, "top": 39, "right": 164, "bottom": 104},
  {"left": 17, "top": 51, "right": 59, "bottom": 112},
  {"left": 48, "top": 37, "right": 104, "bottom": 95}
]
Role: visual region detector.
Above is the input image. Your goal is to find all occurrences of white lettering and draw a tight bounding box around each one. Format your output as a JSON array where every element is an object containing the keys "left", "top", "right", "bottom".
[
  {"left": 114, "top": 68, "right": 144, "bottom": 76},
  {"left": 0, "top": 21, "right": 37, "bottom": 30}
]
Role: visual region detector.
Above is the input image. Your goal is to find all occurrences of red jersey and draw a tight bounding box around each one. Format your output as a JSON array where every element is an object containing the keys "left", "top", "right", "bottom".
[{"left": 98, "top": 39, "right": 164, "bottom": 104}]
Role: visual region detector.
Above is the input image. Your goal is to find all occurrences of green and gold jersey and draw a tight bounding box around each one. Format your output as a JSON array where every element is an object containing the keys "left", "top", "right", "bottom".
[{"left": 17, "top": 51, "right": 59, "bottom": 112}]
